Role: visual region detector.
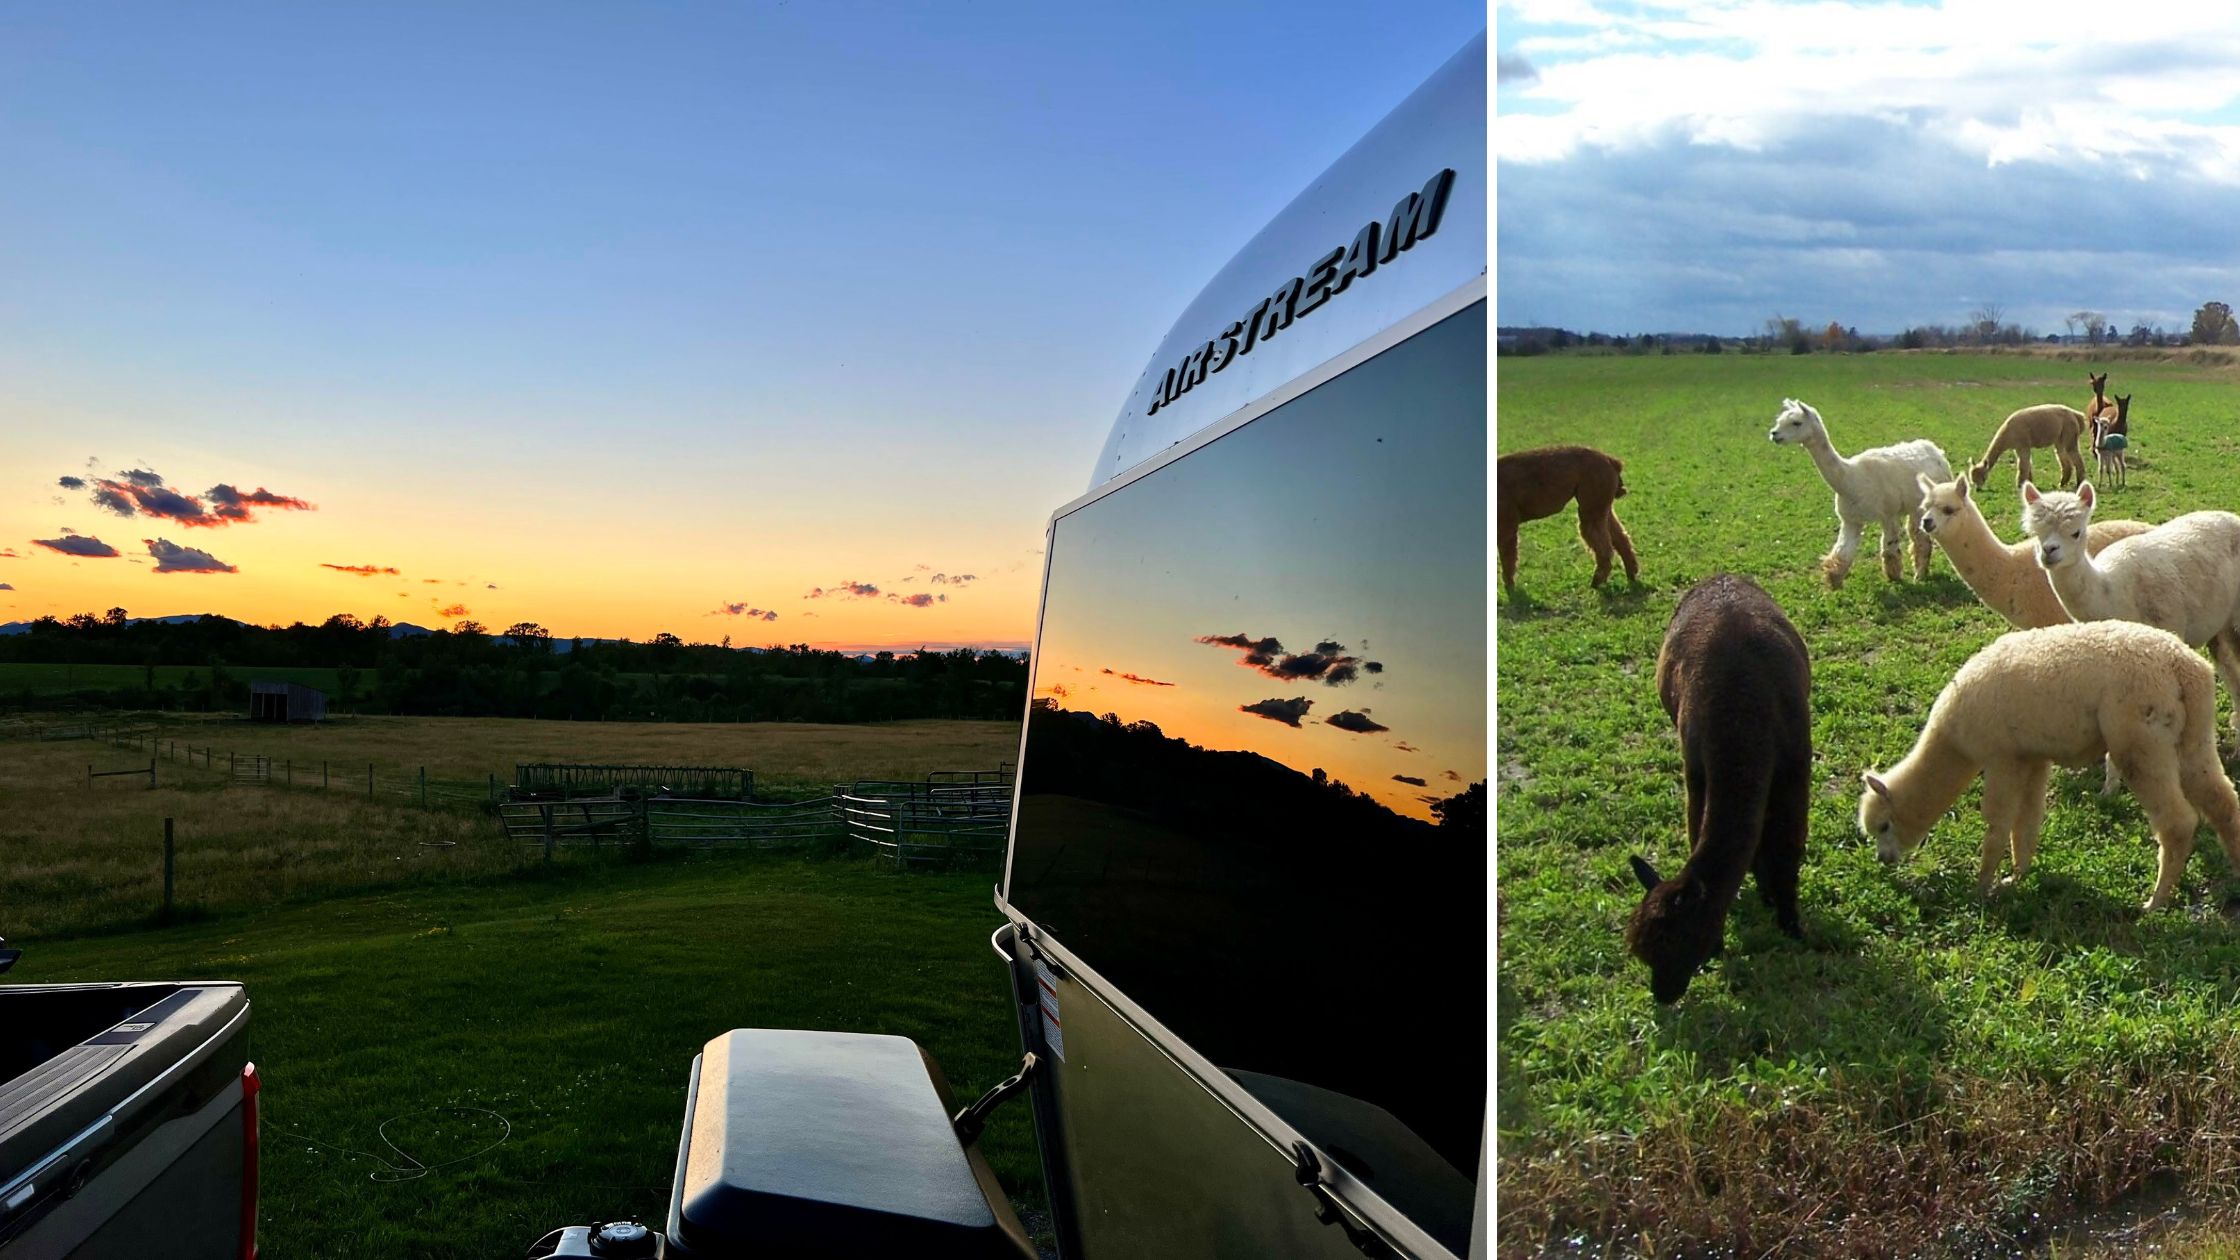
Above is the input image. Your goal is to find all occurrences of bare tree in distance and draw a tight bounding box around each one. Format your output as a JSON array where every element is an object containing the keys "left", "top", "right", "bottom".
[{"left": 1970, "top": 302, "right": 2005, "bottom": 345}]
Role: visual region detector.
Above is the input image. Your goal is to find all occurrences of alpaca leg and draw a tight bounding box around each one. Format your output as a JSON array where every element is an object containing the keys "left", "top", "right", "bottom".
[
  {"left": 2132, "top": 770, "right": 2201, "bottom": 912},
  {"left": 1879, "top": 523, "right": 1904, "bottom": 582},
  {"left": 1975, "top": 761, "right": 2025, "bottom": 896},
  {"left": 2179, "top": 737, "right": 2240, "bottom": 877},
  {"left": 1754, "top": 765, "right": 1809, "bottom": 939},
  {"left": 1822, "top": 516, "right": 1864, "bottom": 588},
  {"left": 1604, "top": 506, "right": 1640, "bottom": 583},
  {"left": 1578, "top": 509, "right": 1614, "bottom": 587},
  {"left": 2015, "top": 447, "right": 2034, "bottom": 489},
  {"left": 1909, "top": 517, "right": 1934, "bottom": 579},
  {"left": 2101, "top": 754, "right": 2123, "bottom": 798},
  {"left": 2210, "top": 632, "right": 2240, "bottom": 746},
  {"left": 2007, "top": 761, "right": 2053, "bottom": 885},
  {"left": 1499, "top": 512, "right": 1519, "bottom": 592}
]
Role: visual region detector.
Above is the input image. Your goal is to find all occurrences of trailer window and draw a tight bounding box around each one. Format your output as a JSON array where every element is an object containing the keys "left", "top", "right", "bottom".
[{"left": 1008, "top": 301, "right": 1486, "bottom": 1243}]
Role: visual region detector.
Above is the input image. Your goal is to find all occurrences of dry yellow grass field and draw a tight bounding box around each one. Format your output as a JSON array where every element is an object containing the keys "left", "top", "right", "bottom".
[{"left": 1, "top": 715, "right": 1020, "bottom": 938}]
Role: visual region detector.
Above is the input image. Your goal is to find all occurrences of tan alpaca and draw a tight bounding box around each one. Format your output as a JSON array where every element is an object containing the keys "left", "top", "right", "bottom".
[
  {"left": 1859, "top": 621, "right": 2240, "bottom": 911},
  {"left": 1914, "top": 473, "right": 2150, "bottom": 628},
  {"left": 1969, "top": 404, "right": 2088, "bottom": 489}
]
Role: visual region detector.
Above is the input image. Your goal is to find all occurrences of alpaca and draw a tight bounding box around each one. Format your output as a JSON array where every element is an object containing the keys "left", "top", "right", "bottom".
[
  {"left": 1497, "top": 445, "right": 1640, "bottom": 592},
  {"left": 1858, "top": 621, "right": 2240, "bottom": 911},
  {"left": 1913, "top": 473, "right": 2151, "bottom": 629},
  {"left": 2087, "top": 372, "right": 2115, "bottom": 426},
  {"left": 2094, "top": 394, "right": 2131, "bottom": 488},
  {"left": 2020, "top": 482, "right": 2240, "bottom": 744},
  {"left": 1767, "top": 398, "right": 1950, "bottom": 588},
  {"left": 1968, "top": 403, "right": 2088, "bottom": 490},
  {"left": 1626, "top": 574, "right": 1811, "bottom": 1004}
]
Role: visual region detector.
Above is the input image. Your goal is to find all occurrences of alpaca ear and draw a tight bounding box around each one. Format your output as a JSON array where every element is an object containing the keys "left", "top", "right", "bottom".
[
  {"left": 1916, "top": 472, "right": 1936, "bottom": 495},
  {"left": 2079, "top": 482, "right": 2096, "bottom": 511},
  {"left": 1629, "top": 854, "right": 1662, "bottom": 892},
  {"left": 2021, "top": 481, "right": 2040, "bottom": 505},
  {"left": 1863, "top": 772, "right": 1894, "bottom": 804},
  {"left": 1955, "top": 476, "right": 1970, "bottom": 500}
]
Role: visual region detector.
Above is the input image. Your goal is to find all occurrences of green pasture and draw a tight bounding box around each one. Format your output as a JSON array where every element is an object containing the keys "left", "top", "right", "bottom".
[
  {"left": 1497, "top": 350, "right": 2240, "bottom": 1256},
  {"left": 6, "top": 852, "right": 1043, "bottom": 1259}
]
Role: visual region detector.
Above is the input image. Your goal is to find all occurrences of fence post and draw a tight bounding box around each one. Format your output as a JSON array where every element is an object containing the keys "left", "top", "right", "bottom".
[
  {"left": 162, "top": 817, "right": 175, "bottom": 919},
  {"left": 488, "top": 773, "right": 497, "bottom": 804},
  {"left": 86, "top": 763, "right": 92, "bottom": 789},
  {"left": 543, "top": 804, "right": 555, "bottom": 863},
  {"left": 148, "top": 757, "right": 156, "bottom": 789}
]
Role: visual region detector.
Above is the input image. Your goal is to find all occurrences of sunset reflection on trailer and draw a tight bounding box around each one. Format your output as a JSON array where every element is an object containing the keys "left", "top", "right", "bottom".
[{"left": 525, "top": 30, "right": 1487, "bottom": 1260}]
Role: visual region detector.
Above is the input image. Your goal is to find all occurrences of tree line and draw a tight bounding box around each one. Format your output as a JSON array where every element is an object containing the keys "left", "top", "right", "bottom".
[
  {"left": 1500, "top": 301, "right": 2240, "bottom": 357},
  {"left": 0, "top": 611, "right": 1027, "bottom": 724}
]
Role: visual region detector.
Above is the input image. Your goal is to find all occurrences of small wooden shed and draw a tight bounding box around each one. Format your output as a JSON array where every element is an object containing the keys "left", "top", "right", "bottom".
[{"left": 249, "top": 681, "right": 327, "bottom": 723}]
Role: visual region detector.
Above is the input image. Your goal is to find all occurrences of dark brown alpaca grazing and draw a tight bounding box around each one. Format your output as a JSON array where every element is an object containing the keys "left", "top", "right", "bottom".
[
  {"left": 1497, "top": 445, "right": 1640, "bottom": 592},
  {"left": 1627, "top": 574, "right": 1812, "bottom": 1004}
]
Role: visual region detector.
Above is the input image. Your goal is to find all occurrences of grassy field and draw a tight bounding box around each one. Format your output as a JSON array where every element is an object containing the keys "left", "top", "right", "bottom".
[
  {"left": 0, "top": 717, "right": 1018, "bottom": 938},
  {"left": 5, "top": 851, "right": 1044, "bottom": 1258},
  {"left": 0, "top": 662, "right": 343, "bottom": 695},
  {"left": 1497, "top": 349, "right": 2240, "bottom": 1256},
  {"left": 87, "top": 713, "right": 1020, "bottom": 800}
]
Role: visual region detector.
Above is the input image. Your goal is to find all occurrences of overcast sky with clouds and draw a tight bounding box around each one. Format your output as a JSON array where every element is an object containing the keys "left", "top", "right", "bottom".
[{"left": 1497, "top": 1, "right": 2240, "bottom": 338}]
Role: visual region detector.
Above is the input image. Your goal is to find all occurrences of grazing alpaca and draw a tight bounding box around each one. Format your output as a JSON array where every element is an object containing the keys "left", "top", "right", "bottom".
[
  {"left": 1968, "top": 403, "right": 2088, "bottom": 490},
  {"left": 1497, "top": 445, "right": 1640, "bottom": 592},
  {"left": 2020, "top": 482, "right": 2240, "bottom": 742},
  {"left": 1626, "top": 574, "right": 1811, "bottom": 1004},
  {"left": 1859, "top": 621, "right": 2240, "bottom": 911},
  {"left": 2093, "top": 394, "right": 2131, "bottom": 488},
  {"left": 1767, "top": 398, "right": 1950, "bottom": 588},
  {"left": 1914, "top": 473, "right": 2151, "bottom": 629}
]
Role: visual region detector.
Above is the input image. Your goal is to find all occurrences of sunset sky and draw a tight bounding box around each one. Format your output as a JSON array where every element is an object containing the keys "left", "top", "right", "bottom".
[{"left": 0, "top": 2, "right": 1486, "bottom": 652}]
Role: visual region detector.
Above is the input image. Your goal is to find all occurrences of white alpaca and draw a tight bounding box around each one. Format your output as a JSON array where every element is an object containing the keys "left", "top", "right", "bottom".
[
  {"left": 1914, "top": 473, "right": 2151, "bottom": 629},
  {"left": 1859, "top": 621, "right": 2240, "bottom": 911},
  {"left": 1768, "top": 398, "right": 1951, "bottom": 588},
  {"left": 2020, "top": 481, "right": 2240, "bottom": 741}
]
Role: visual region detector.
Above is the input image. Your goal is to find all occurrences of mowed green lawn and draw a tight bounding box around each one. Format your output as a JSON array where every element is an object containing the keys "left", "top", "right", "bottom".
[
  {"left": 1498, "top": 350, "right": 2240, "bottom": 1256},
  {"left": 7, "top": 852, "right": 1043, "bottom": 1259}
]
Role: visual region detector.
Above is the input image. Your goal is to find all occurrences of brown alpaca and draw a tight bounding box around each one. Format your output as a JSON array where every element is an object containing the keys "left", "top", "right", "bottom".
[
  {"left": 2087, "top": 372, "right": 2115, "bottom": 425},
  {"left": 1497, "top": 445, "right": 1640, "bottom": 592},
  {"left": 1968, "top": 403, "right": 2087, "bottom": 489},
  {"left": 1627, "top": 574, "right": 1812, "bottom": 1004},
  {"left": 2094, "top": 393, "right": 2132, "bottom": 487}
]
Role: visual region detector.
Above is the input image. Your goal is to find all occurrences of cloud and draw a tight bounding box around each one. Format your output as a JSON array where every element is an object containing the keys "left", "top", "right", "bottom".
[
  {"left": 1393, "top": 774, "right": 1428, "bottom": 787},
  {"left": 322, "top": 563, "right": 399, "bottom": 576},
  {"left": 205, "top": 484, "right": 314, "bottom": 524},
  {"left": 1395, "top": 740, "right": 1421, "bottom": 753},
  {"left": 1197, "top": 631, "right": 1379, "bottom": 686},
  {"left": 1496, "top": 6, "right": 2240, "bottom": 334},
  {"left": 1101, "top": 669, "right": 1176, "bottom": 686},
  {"left": 146, "top": 537, "right": 237, "bottom": 573},
  {"left": 56, "top": 476, "right": 84, "bottom": 490},
  {"left": 1240, "top": 697, "right": 1313, "bottom": 727},
  {"left": 805, "top": 580, "right": 880, "bottom": 599},
  {"left": 422, "top": 578, "right": 443, "bottom": 584},
  {"left": 33, "top": 535, "right": 120, "bottom": 558},
  {"left": 1444, "top": 770, "right": 1463, "bottom": 782},
  {"left": 486, "top": 583, "right": 499, "bottom": 590},
  {"left": 0, "top": 583, "right": 12, "bottom": 591},
  {"left": 436, "top": 603, "right": 469, "bottom": 618},
  {"left": 0, "top": 548, "right": 16, "bottom": 558},
  {"left": 930, "top": 572, "right": 979, "bottom": 586},
  {"left": 1497, "top": 51, "right": 1540, "bottom": 85},
  {"left": 709, "top": 602, "right": 780, "bottom": 621},
  {"left": 1325, "top": 709, "right": 1389, "bottom": 734},
  {"left": 890, "top": 593, "right": 937, "bottom": 608},
  {"left": 119, "top": 468, "right": 164, "bottom": 487}
]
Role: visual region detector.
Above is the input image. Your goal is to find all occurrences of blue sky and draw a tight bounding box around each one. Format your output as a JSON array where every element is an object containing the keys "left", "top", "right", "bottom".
[
  {"left": 0, "top": 2, "right": 1486, "bottom": 645},
  {"left": 1497, "top": 1, "right": 2240, "bottom": 337}
]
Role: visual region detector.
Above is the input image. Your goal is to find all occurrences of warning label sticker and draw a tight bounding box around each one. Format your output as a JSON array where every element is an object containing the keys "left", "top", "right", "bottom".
[{"left": 1034, "top": 958, "right": 1065, "bottom": 1062}]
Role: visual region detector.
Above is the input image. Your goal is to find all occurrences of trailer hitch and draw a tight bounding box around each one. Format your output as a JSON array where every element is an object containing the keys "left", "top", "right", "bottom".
[
  {"left": 1293, "top": 1142, "right": 1399, "bottom": 1259},
  {"left": 951, "top": 1052, "right": 1039, "bottom": 1147}
]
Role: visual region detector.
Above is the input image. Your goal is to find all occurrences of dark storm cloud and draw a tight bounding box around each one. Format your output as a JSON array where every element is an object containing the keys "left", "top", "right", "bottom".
[
  {"left": 1240, "top": 697, "right": 1313, "bottom": 727},
  {"left": 1325, "top": 709, "right": 1389, "bottom": 734}
]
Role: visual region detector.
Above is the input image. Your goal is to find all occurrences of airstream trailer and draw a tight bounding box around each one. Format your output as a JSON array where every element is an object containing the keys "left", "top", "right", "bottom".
[{"left": 529, "top": 30, "right": 1486, "bottom": 1260}]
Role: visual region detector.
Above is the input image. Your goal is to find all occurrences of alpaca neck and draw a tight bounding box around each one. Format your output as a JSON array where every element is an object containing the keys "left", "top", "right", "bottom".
[
  {"left": 1884, "top": 732, "right": 1979, "bottom": 833},
  {"left": 2047, "top": 546, "right": 2112, "bottom": 615},
  {"left": 1802, "top": 431, "right": 1857, "bottom": 494},
  {"left": 1936, "top": 501, "right": 2007, "bottom": 573}
]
